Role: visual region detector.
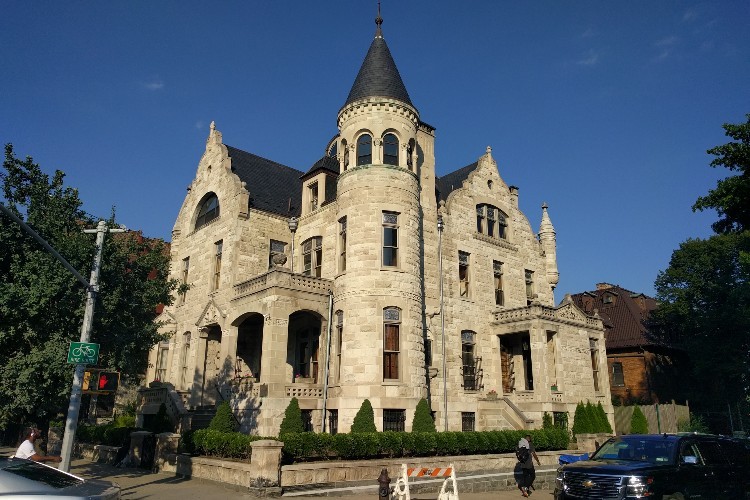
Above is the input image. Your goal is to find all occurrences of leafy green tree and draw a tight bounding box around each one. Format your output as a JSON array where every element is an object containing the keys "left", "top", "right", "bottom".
[
  {"left": 0, "top": 144, "right": 177, "bottom": 427},
  {"left": 209, "top": 402, "right": 237, "bottom": 433},
  {"left": 630, "top": 406, "right": 649, "bottom": 434},
  {"left": 351, "top": 399, "right": 377, "bottom": 433},
  {"left": 542, "top": 411, "right": 553, "bottom": 429},
  {"left": 693, "top": 114, "right": 750, "bottom": 234},
  {"left": 648, "top": 232, "right": 750, "bottom": 408},
  {"left": 596, "top": 402, "right": 613, "bottom": 433},
  {"left": 411, "top": 398, "right": 436, "bottom": 432},
  {"left": 278, "top": 397, "right": 304, "bottom": 436}
]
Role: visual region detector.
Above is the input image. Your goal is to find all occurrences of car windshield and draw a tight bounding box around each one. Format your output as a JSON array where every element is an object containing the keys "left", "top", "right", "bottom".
[
  {"left": 592, "top": 437, "right": 676, "bottom": 465},
  {"left": 4, "top": 460, "right": 83, "bottom": 489}
]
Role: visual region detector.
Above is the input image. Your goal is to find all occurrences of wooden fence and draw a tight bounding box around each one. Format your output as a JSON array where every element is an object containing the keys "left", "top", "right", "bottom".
[{"left": 613, "top": 402, "right": 690, "bottom": 435}]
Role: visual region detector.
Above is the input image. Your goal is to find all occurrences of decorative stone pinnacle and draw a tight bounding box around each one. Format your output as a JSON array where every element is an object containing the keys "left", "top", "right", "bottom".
[
  {"left": 486, "top": 145, "right": 492, "bottom": 154},
  {"left": 542, "top": 202, "right": 548, "bottom": 210},
  {"left": 375, "top": 0, "right": 383, "bottom": 37}
]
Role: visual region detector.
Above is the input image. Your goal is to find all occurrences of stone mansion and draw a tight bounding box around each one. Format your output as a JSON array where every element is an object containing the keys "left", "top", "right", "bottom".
[{"left": 141, "top": 15, "right": 613, "bottom": 436}]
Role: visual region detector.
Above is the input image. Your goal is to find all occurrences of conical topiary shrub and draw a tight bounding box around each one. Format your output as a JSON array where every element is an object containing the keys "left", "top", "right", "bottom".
[
  {"left": 411, "top": 399, "right": 436, "bottom": 432},
  {"left": 596, "top": 402, "right": 613, "bottom": 433},
  {"left": 279, "top": 397, "right": 304, "bottom": 436},
  {"left": 351, "top": 399, "right": 377, "bottom": 433},
  {"left": 630, "top": 406, "right": 649, "bottom": 434},
  {"left": 585, "top": 401, "right": 599, "bottom": 432},
  {"left": 209, "top": 401, "right": 237, "bottom": 433},
  {"left": 571, "top": 402, "right": 591, "bottom": 435}
]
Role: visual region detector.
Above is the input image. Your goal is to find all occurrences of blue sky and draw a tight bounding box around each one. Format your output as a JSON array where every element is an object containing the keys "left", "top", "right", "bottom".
[{"left": 2, "top": 1, "right": 748, "bottom": 298}]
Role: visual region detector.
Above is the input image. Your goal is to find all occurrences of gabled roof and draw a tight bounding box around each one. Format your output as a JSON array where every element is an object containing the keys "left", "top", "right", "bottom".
[
  {"left": 344, "top": 33, "right": 413, "bottom": 108},
  {"left": 226, "top": 145, "right": 303, "bottom": 218},
  {"left": 436, "top": 162, "right": 477, "bottom": 202},
  {"left": 570, "top": 284, "right": 659, "bottom": 350},
  {"left": 302, "top": 154, "right": 340, "bottom": 180}
]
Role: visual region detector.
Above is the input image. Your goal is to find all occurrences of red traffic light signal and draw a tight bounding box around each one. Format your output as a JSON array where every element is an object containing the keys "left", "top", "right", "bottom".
[{"left": 97, "top": 371, "right": 120, "bottom": 392}]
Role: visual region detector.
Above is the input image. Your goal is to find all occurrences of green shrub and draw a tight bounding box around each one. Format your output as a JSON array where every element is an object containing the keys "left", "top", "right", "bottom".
[
  {"left": 209, "top": 402, "right": 237, "bottom": 433},
  {"left": 584, "top": 401, "right": 598, "bottom": 432},
  {"left": 279, "top": 397, "right": 304, "bottom": 436},
  {"left": 596, "top": 402, "right": 613, "bottom": 433},
  {"left": 179, "top": 430, "right": 196, "bottom": 454},
  {"left": 379, "top": 431, "right": 404, "bottom": 457},
  {"left": 103, "top": 426, "right": 135, "bottom": 447},
  {"left": 192, "top": 429, "right": 268, "bottom": 459},
  {"left": 435, "top": 432, "right": 459, "bottom": 456},
  {"left": 571, "top": 402, "right": 591, "bottom": 435},
  {"left": 677, "top": 414, "right": 709, "bottom": 433},
  {"left": 630, "top": 406, "right": 649, "bottom": 434},
  {"left": 542, "top": 412, "right": 553, "bottom": 428},
  {"left": 114, "top": 414, "right": 136, "bottom": 428},
  {"left": 351, "top": 399, "right": 377, "bottom": 433},
  {"left": 412, "top": 399, "right": 436, "bottom": 432}
]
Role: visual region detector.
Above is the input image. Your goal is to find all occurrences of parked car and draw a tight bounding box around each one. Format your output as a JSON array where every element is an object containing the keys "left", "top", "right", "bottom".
[
  {"left": 554, "top": 433, "right": 750, "bottom": 499},
  {"left": 0, "top": 457, "right": 120, "bottom": 499}
]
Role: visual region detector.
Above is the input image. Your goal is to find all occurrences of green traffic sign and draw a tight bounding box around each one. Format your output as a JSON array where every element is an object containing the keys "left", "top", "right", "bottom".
[{"left": 67, "top": 342, "right": 99, "bottom": 365}]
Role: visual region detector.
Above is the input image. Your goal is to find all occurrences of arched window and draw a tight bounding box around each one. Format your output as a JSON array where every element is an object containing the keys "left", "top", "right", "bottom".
[
  {"left": 357, "top": 134, "right": 372, "bottom": 166},
  {"left": 383, "top": 133, "right": 399, "bottom": 166},
  {"left": 195, "top": 193, "right": 220, "bottom": 229}
]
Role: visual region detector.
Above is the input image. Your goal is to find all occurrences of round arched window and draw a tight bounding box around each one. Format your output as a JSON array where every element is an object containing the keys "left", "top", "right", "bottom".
[
  {"left": 383, "top": 133, "right": 399, "bottom": 166},
  {"left": 195, "top": 193, "right": 220, "bottom": 229},
  {"left": 357, "top": 134, "right": 372, "bottom": 166}
]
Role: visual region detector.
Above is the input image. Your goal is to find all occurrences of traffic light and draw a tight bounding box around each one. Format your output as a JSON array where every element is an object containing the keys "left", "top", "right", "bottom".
[
  {"left": 82, "top": 371, "right": 92, "bottom": 391},
  {"left": 97, "top": 371, "right": 120, "bottom": 392}
]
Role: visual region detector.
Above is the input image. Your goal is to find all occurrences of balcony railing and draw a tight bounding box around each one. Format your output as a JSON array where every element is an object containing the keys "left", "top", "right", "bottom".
[
  {"left": 285, "top": 384, "right": 323, "bottom": 398},
  {"left": 494, "top": 303, "right": 602, "bottom": 329},
  {"left": 234, "top": 268, "right": 332, "bottom": 300}
]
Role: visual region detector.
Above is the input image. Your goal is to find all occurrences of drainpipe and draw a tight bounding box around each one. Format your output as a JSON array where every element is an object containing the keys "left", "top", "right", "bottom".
[
  {"left": 437, "top": 214, "right": 447, "bottom": 432},
  {"left": 321, "top": 291, "right": 334, "bottom": 432}
]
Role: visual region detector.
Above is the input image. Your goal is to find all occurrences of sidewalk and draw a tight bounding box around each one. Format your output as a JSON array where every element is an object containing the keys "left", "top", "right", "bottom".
[{"left": 3, "top": 446, "right": 554, "bottom": 499}]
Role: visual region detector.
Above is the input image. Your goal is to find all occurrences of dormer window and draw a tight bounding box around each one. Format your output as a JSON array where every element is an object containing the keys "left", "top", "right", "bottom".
[
  {"left": 603, "top": 294, "right": 614, "bottom": 305},
  {"left": 357, "top": 134, "right": 372, "bottom": 166},
  {"left": 383, "top": 133, "right": 399, "bottom": 166},
  {"left": 195, "top": 193, "right": 220, "bottom": 229},
  {"left": 476, "top": 204, "right": 507, "bottom": 239}
]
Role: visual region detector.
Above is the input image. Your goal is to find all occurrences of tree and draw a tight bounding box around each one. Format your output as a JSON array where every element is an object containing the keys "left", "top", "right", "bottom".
[
  {"left": 411, "top": 398, "right": 436, "bottom": 432},
  {"left": 630, "top": 406, "right": 649, "bottom": 434},
  {"left": 596, "top": 402, "right": 613, "bottom": 434},
  {"left": 0, "top": 144, "right": 177, "bottom": 427},
  {"left": 278, "top": 397, "right": 304, "bottom": 435},
  {"left": 351, "top": 399, "right": 377, "bottom": 433},
  {"left": 693, "top": 114, "right": 750, "bottom": 234},
  {"left": 648, "top": 232, "right": 750, "bottom": 408},
  {"left": 209, "top": 402, "right": 237, "bottom": 433},
  {"left": 571, "top": 402, "right": 592, "bottom": 435}
]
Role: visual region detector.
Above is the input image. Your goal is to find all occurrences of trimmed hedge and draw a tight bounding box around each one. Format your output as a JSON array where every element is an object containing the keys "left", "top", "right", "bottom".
[
  {"left": 77, "top": 423, "right": 139, "bottom": 447},
  {"left": 281, "top": 427, "right": 569, "bottom": 462},
  {"left": 191, "top": 429, "right": 273, "bottom": 460}
]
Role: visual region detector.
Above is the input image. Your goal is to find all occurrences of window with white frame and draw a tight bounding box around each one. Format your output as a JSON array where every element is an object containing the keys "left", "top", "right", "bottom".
[
  {"left": 382, "top": 212, "right": 399, "bottom": 267},
  {"left": 302, "top": 237, "right": 323, "bottom": 277},
  {"left": 383, "top": 307, "right": 400, "bottom": 380},
  {"left": 155, "top": 343, "right": 169, "bottom": 382},
  {"left": 459, "top": 251, "right": 470, "bottom": 297}
]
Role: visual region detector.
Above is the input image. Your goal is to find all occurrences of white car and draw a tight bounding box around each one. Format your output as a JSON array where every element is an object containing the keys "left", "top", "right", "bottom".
[{"left": 0, "top": 457, "right": 120, "bottom": 499}]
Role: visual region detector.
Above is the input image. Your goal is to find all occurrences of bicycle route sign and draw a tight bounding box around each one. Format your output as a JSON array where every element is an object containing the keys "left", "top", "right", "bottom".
[{"left": 67, "top": 342, "right": 100, "bottom": 365}]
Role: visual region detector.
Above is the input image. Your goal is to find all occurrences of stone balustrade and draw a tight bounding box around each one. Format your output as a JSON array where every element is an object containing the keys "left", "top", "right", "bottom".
[{"left": 234, "top": 268, "right": 332, "bottom": 299}]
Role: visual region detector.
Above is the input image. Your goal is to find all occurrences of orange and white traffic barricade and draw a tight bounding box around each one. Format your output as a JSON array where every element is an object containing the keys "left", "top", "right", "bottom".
[{"left": 392, "top": 463, "right": 458, "bottom": 500}]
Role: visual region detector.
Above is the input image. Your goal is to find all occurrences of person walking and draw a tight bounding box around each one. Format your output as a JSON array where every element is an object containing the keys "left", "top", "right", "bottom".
[
  {"left": 517, "top": 433, "right": 541, "bottom": 497},
  {"left": 14, "top": 427, "right": 62, "bottom": 464}
]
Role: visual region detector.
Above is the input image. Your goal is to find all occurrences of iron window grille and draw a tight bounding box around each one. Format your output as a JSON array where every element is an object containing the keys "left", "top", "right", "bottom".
[
  {"left": 461, "top": 331, "right": 481, "bottom": 391},
  {"left": 301, "top": 410, "right": 313, "bottom": 432},
  {"left": 383, "top": 409, "right": 406, "bottom": 432},
  {"left": 461, "top": 412, "right": 476, "bottom": 432}
]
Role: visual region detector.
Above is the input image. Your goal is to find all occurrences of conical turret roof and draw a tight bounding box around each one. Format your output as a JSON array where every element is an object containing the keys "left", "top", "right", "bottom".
[{"left": 343, "top": 17, "right": 413, "bottom": 108}]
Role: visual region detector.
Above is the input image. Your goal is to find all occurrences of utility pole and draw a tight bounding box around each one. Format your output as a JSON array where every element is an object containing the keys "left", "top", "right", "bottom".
[{"left": 59, "top": 221, "right": 124, "bottom": 472}]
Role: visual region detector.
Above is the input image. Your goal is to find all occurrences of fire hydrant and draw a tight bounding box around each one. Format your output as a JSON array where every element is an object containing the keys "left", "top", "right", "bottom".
[{"left": 378, "top": 468, "right": 391, "bottom": 499}]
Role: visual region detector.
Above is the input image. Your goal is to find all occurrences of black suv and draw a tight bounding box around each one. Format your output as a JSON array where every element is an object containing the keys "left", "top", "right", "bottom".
[{"left": 554, "top": 433, "right": 750, "bottom": 499}]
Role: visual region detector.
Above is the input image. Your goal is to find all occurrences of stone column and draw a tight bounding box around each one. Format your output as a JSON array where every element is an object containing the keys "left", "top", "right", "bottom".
[
  {"left": 192, "top": 327, "right": 209, "bottom": 407},
  {"left": 260, "top": 308, "right": 291, "bottom": 397},
  {"left": 248, "top": 439, "right": 284, "bottom": 492},
  {"left": 154, "top": 432, "right": 180, "bottom": 472}
]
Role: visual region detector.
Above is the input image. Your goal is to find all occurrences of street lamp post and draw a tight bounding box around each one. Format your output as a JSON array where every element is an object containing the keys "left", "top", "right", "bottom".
[
  {"left": 437, "top": 214, "right": 447, "bottom": 432},
  {"left": 59, "top": 221, "right": 125, "bottom": 471},
  {"left": 288, "top": 217, "right": 298, "bottom": 272}
]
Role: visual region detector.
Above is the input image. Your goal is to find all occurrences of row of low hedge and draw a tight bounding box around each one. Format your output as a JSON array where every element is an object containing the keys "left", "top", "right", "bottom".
[
  {"left": 77, "top": 424, "right": 139, "bottom": 447},
  {"left": 281, "top": 427, "right": 569, "bottom": 462},
  {"left": 186, "top": 429, "right": 275, "bottom": 460}
]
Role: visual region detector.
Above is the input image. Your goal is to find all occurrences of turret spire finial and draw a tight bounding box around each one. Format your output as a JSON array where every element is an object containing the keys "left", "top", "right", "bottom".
[{"left": 375, "top": 1, "right": 383, "bottom": 37}]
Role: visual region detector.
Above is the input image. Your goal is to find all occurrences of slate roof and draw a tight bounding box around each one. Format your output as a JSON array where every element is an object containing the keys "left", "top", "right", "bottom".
[
  {"left": 344, "top": 35, "right": 413, "bottom": 108},
  {"left": 226, "top": 145, "right": 303, "bottom": 218},
  {"left": 302, "top": 154, "right": 340, "bottom": 180},
  {"left": 436, "top": 162, "right": 477, "bottom": 202},
  {"left": 570, "top": 284, "right": 659, "bottom": 350}
]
